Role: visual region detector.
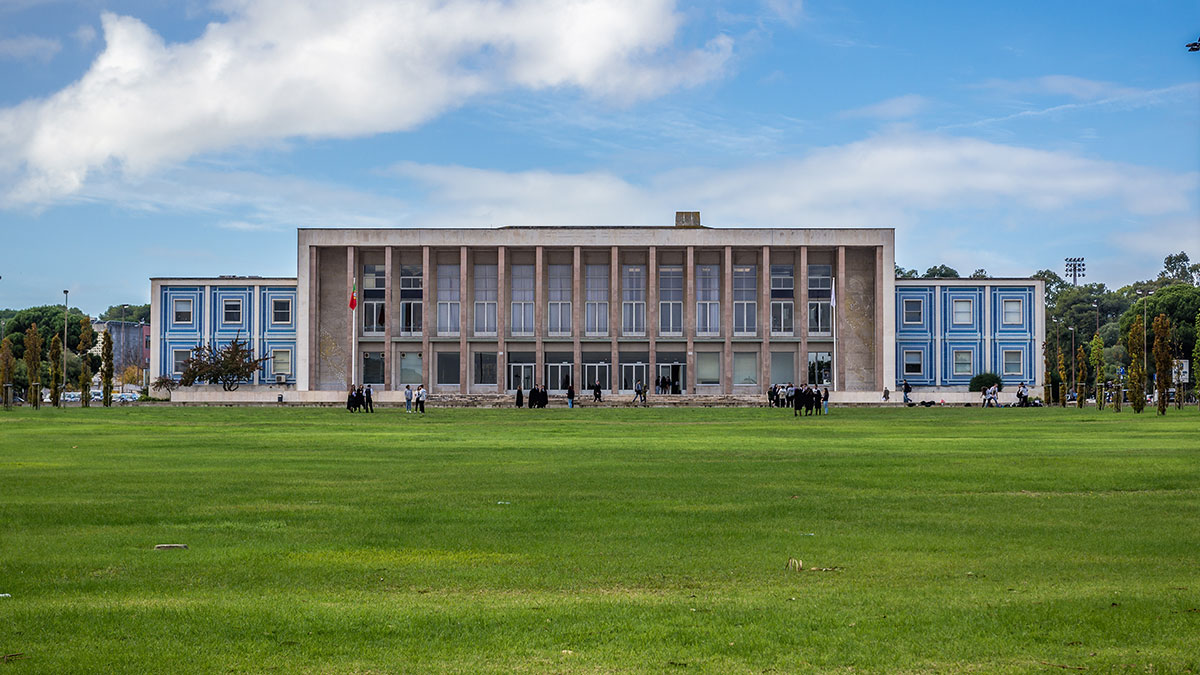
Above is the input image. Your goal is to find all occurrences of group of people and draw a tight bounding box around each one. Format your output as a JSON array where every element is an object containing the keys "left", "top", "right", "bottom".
[
  {"left": 767, "top": 383, "right": 830, "bottom": 416},
  {"left": 346, "top": 385, "right": 374, "bottom": 413},
  {"left": 654, "top": 375, "right": 681, "bottom": 395},
  {"left": 515, "top": 384, "right": 551, "bottom": 408}
]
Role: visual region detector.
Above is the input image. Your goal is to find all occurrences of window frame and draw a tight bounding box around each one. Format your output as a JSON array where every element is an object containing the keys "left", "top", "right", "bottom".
[
  {"left": 952, "top": 349, "right": 973, "bottom": 376},
  {"left": 770, "top": 300, "right": 794, "bottom": 336},
  {"left": 952, "top": 298, "right": 973, "bottom": 326},
  {"left": 696, "top": 352, "right": 720, "bottom": 385},
  {"left": 1002, "top": 349, "right": 1022, "bottom": 376},
  {"left": 807, "top": 300, "right": 832, "bottom": 335},
  {"left": 171, "top": 349, "right": 191, "bottom": 376},
  {"left": 902, "top": 298, "right": 923, "bottom": 325},
  {"left": 271, "top": 349, "right": 292, "bottom": 376},
  {"left": 903, "top": 350, "right": 923, "bottom": 376},
  {"left": 1002, "top": 298, "right": 1023, "bottom": 325},
  {"left": 271, "top": 298, "right": 292, "bottom": 325},
  {"left": 173, "top": 298, "right": 193, "bottom": 325},
  {"left": 400, "top": 300, "right": 423, "bottom": 335}
]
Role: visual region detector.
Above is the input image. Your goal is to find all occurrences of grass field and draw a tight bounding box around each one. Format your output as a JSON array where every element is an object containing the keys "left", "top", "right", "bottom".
[{"left": 1, "top": 405, "right": 1198, "bottom": 673}]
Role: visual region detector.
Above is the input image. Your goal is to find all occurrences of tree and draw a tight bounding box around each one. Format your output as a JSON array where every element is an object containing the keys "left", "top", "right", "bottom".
[
  {"left": 968, "top": 372, "right": 1002, "bottom": 392},
  {"left": 119, "top": 365, "right": 142, "bottom": 389},
  {"left": 969, "top": 268, "right": 990, "bottom": 279},
  {"left": 179, "top": 332, "right": 267, "bottom": 392},
  {"left": 1075, "top": 344, "right": 1087, "bottom": 408},
  {"left": 1056, "top": 349, "right": 1068, "bottom": 407},
  {"left": 23, "top": 323, "right": 43, "bottom": 403},
  {"left": 0, "top": 337, "right": 13, "bottom": 407},
  {"left": 49, "top": 335, "right": 62, "bottom": 407},
  {"left": 1159, "top": 251, "right": 1199, "bottom": 286},
  {"left": 923, "top": 265, "right": 960, "bottom": 279},
  {"left": 151, "top": 375, "right": 179, "bottom": 396},
  {"left": 1089, "top": 333, "right": 1104, "bottom": 410},
  {"left": 1152, "top": 314, "right": 1171, "bottom": 415},
  {"left": 98, "top": 304, "right": 150, "bottom": 324},
  {"left": 1042, "top": 342, "right": 1053, "bottom": 403},
  {"left": 894, "top": 264, "right": 919, "bottom": 279},
  {"left": 1032, "top": 269, "right": 1070, "bottom": 308},
  {"left": 101, "top": 331, "right": 114, "bottom": 407},
  {"left": 77, "top": 319, "right": 94, "bottom": 408},
  {"left": 1194, "top": 308, "right": 1200, "bottom": 411},
  {"left": 1118, "top": 284, "right": 1199, "bottom": 384},
  {"left": 1127, "top": 316, "right": 1146, "bottom": 413},
  {"left": 1, "top": 305, "right": 88, "bottom": 362}
]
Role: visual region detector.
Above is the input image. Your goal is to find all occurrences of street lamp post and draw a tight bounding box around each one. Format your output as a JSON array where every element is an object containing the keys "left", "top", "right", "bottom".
[
  {"left": 1091, "top": 301, "right": 1100, "bottom": 335},
  {"left": 62, "top": 290, "right": 69, "bottom": 404},
  {"left": 1069, "top": 326, "right": 1076, "bottom": 399}
]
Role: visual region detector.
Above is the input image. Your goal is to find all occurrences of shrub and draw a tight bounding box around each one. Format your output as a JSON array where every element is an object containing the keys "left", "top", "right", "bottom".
[{"left": 968, "top": 373, "right": 1003, "bottom": 392}]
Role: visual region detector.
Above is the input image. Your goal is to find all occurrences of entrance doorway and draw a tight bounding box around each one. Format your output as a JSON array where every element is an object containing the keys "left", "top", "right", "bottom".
[
  {"left": 584, "top": 363, "right": 609, "bottom": 391},
  {"left": 545, "top": 362, "right": 572, "bottom": 392},
  {"left": 656, "top": 363, "right": 685, "bottom": 394},
  {"left": 620, "top": 362, "right": 647, "bottom": 392},
  {"left": 508, "top": 363, "right": 534, "bottom": 391}
]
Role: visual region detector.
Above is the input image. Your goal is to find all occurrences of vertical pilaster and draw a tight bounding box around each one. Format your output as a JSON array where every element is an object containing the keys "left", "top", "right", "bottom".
[
  {"left": 983, "top": 283, "right": 992, "bottom": 375},
  {"left": 836, "top": 245, "right": 847, "bottom": 391},
  {"left": 647, "top": 246, "right": 657, "bottom": 391},
  {"left": 535, "top": 246, "right": 545, "bottom": 388},
  {"left": 460, "top": 246, "right": 468, "bottom": 393},
  {"left": 421, "top": 246, "right": 431, "bottom": 389},
  {"left": 685, "top": 246, "right": 695, "bottom": 393},
  {"left": 761, "top": 246, "right": 771, "bottom": 388},
  {"left": 307, "top": 246, "right": 318, "bottom": 390},
  {"left": 384, "top": 246, "right": 393, "bottom": 391},
  {"left": 346, "top": 246, "right": 356, "bottom": 389},
  {"left": 798, "top": 246, "right": 808, "bottom": 384},
  {"left": 572, "top": 246, "right": 582, "bottom": 392},
  {"left": 722, "top": 245, "right": 733, "bottom": 394},
  {"left": 875, "top": 246, "right": 884, "bottom": 390},
  {"left": 610, "top": 246, "right": 619, "bottom": 394},
  {"left": 497, "top": 246, "right": 507, "bottom": 393}
]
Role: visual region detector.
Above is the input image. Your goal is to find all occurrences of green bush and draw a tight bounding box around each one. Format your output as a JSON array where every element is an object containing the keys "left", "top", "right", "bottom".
[{"left": 968, "top": 372, "right": 1003, "bottom": 392}]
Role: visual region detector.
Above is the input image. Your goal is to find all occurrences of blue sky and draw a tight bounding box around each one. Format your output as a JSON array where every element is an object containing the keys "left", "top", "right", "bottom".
[{"left": 1, "top": 0, "right": 1197, "bottom": 315}]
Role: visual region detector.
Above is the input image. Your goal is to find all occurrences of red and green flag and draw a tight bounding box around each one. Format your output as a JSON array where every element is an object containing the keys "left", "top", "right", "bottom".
[{"left": 349, "top": 278, "right": 358, "bottom": 310}]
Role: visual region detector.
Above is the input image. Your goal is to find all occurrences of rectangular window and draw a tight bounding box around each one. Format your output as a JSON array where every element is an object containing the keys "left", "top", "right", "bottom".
[
  {"left": 770, "top": 265, "right": 794, "bottom": 297},
  {"left": 903, "top": 350, "right": 923, "bottom": 376},
  {"left": 398, "top": 352, "right": 422, "bottom": 385},
  {"left": 173, "top": 298, "right": 192, "bottom": 324},
  {"left": 733, "top": 265, "right": 756, "bottom": 335},
  {"left": 474, "top": 264, "right": 498, "bottom": 335},
  {"left": 807, "top": 351, "right": 832, "bottom": 386},
  {"left": 952, "top": 298, "right": 973, "bottom": 325},
  {"left": 808, "top": 301, "right": 832, "bottom": 334},
  {"left": 362, "top": 264, "right": 386, "bottom": 334},
  {"left": 621, "top": 265, "right": 645, "bottom": 335},
  {"left": 400, "top": 301, "right": 422, "bottom": 335},
  {"left": 1003, "top": 350, "right": 1022, "bottom": 376},
  {"left": 223, "top": 298, "right": 242, "bottom": 325},
  {"left": 770, "top": 351, "right": 794, "bottom": 384},
  {"left": 771, "top": 301, "right": 793, "bottom": 335},
  {"left": 658, "top": 266, "right": 682, "bottom": 335},
  {"left": 696, "top": 352, "right": 720, "bottom": 385},
  {"left": 1002, "top": 298, "right": 1023, "bottom": 325},
  {"left": 953, "top": 349, "right": 973, "bottom": 376},
  {"left": 271, "top": 298, "right": 291, "bottom": 325},
  {"left": 585, "top": 264, "right": 609, "bottom": 335},
  {"left": 733, "top": 352, "right": 758, "bottom": 385},
  {"left": 172, "top": 349, "right": 190, "bottom": 375},
  {"left": 362, "top": 352, "right": 384, "bottom": 386},
  {"left": 696, "top": 264, "right": 719, "bottom": 335},
  {"left": 436, "top": 265, "right": 460, "bottom": 335},
  {"left": 399, "top": 265, "right": 423, "bottom": 299},
  {"left": 903, "top": 298, "right": 923, "bottom": 325},
  {"left": 362, "top": 299, "right": 385, "bottom": 334},
  {"left": 437, "top": 352, "right": 460, "bottom": 385},
  {"left": 474, "top": 352, "right": 497, "bottom": 385},
  {"left": 548, "top": 264, "right": 572, "bottom": 335},
  {"left": 808, "top": 264, "right": 832, "bottom": 299},
  {"left": 510, "top": 264, "right": 534, "bottom": 335},
  {"left": 271, "top": 349, "right": 291, "bottom": 375}
]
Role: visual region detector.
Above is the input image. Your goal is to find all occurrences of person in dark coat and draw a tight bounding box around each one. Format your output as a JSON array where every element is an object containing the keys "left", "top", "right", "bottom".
[
  {"left": 566, "top": 384, "right": 575, "bottom": 408},
  {"left": 515, "top": 386, "right": 523, "bottom": 408},
  {"left": 793, "top": 385, "right": 804, "bottom": 417},
  {"left": 347, "top": 386, "right": 356, "bottom": 412},
  {"left": 804, "top": 386, "right": 815, "bottom": 416},
  {"left": 364, "top": 384, "right": 374, "bottom": 413},
  {"left": 593, "top": 380, "right": 602, "bottom": 402}
]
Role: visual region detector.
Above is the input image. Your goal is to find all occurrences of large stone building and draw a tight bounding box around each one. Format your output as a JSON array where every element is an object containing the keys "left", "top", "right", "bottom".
[{"left": 150, "top": 213, "right": 1043, "bottom": 403}]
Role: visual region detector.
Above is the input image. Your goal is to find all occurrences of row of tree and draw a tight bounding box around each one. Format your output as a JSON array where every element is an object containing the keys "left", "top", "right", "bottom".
[{"left": 0, "top": 318, "right": 115, "bottom": 407}]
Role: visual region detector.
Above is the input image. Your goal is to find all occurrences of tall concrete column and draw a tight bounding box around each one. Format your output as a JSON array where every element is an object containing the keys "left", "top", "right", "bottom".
[
  {"left": 384, "top": 246, "right": 393, "bottom": 391},
  {"left": 647, "top": 246, "right": 657, "bottom": 391},
  {"left": 572, "top": 246, "right": 582, "bottom": 392},
  {"left": 685, "top": 245, "right": 695, "bottom": 393},
  {"left": 421, "top": 246, "right": 431, "bottom": 389},
  {"left": 346, "top": 246, "right": 357, "bottom": 389},
  {"left": 497, "top": 246, "right": 507, "bottom": 393},
  {"left": 460, "top": 246, "right": 468, "bottom": 393},
  {"left": 760, "top": 246, "right": 771, "bottom": 387},
  {"left": 610, "top": 246, "right": 619, "bottom": 394},
  {"left": 307, "top": 246, "right": 318, "bottom": 390},
  {"left": 535, "top": 246, "right": 545, "bottom": 389},
  {"left": 798, "top": 246, "right": 808, "bottom": 384},
  {"left": 836, "top": 245, "right": 847, "bottom": 391},
  {"left": 875, "top": 246, "right": 884, "bottom": 390},
  {"left": 722, "top": 245, "right": 733, "bottom": 394}
]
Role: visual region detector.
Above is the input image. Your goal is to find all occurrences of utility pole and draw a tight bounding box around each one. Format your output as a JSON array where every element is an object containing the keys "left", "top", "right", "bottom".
[
  {"left": 62, "top": 289, "right": 69, "bottom": 400},
  {"left": 1069, "top": 326, "right": 1076, "bottom": 398}
]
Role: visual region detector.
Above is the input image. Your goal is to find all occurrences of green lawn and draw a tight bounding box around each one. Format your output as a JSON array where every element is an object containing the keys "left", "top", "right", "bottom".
[{"left": 1, "top": 405, "right": 1197, "bottom": 673}]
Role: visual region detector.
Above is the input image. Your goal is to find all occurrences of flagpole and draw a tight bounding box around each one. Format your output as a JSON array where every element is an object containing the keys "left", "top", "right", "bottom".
[{"left": 351, "top": 275, "right": 357, "bottom": 386}]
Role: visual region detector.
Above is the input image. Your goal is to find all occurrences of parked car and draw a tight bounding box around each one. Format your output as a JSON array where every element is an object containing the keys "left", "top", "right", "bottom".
[
  {"left": 117, "top": 392, "right": 141, "bottom": 403},
  {"left": 63, "top": 392, "right": 81, "bottom": 403}
]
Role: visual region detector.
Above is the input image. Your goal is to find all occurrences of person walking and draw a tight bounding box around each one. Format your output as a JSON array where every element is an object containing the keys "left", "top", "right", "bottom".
[
  {"left": 822, "top": 387, "right": 830, "bottom": 415},
  {"left": 364, "top": 384, "right": 374, "bottom": 413},
  {"left": 566, "top": 384, "right": 575, "bottom": 409},
  {"left": 515, "top": 386, "right": 523, "bottom": 408},
  {"left": 632, "top": 380, "right": 644, "bottom": 405},
  {"left": 902, "top": 379, "right": 912, "bottom": 404},
  {"left": 416, "top": 384, "right": 426, "bottom": 413},
  {"left": 346, "top": 386, "right": 356, "bottom": 412},
  {"left": 593, "top": 379, "right": 602, "bottom": 402},
  {"left": 404, "top": 384, "right": 413, "bottom": 413}
]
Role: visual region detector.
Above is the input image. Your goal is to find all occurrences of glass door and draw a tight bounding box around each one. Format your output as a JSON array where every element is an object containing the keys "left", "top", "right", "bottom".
[
  {"left": 545, "top": 363, "right": 572, "bottom": 392},
  {"left": 584, "top": 363, "right": 609, "bottom": 391},
  {"left": 657, "top": 363, "right": 684, "bottom": 394},
  {"left": 508, "top": 363, "right": 534, "bottom": 391},
  {"left": 620, "top": 363, "right": 647, "bottom": 392}
]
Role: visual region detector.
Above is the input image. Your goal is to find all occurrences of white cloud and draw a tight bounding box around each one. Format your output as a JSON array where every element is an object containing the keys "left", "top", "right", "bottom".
[
  {"left": 0, "top": 34, "right": 61, "bottom": 61},
  {"left": 840, "top": 94, "right": 929, "bottom": 119},
  {"left": 978, "top": 75, "right": 1139, "bottom": 101},
  {"left": 0, "top": 0, "right": 732, "bottom": 205},
  {"left": 71, "top": 24, "right": 96, "bottom": 47}
]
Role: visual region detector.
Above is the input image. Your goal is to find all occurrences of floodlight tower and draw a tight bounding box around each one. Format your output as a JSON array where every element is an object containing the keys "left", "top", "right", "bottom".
[{"left": 1065, "top": 257, "right": 1086, "bottom": 286}]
